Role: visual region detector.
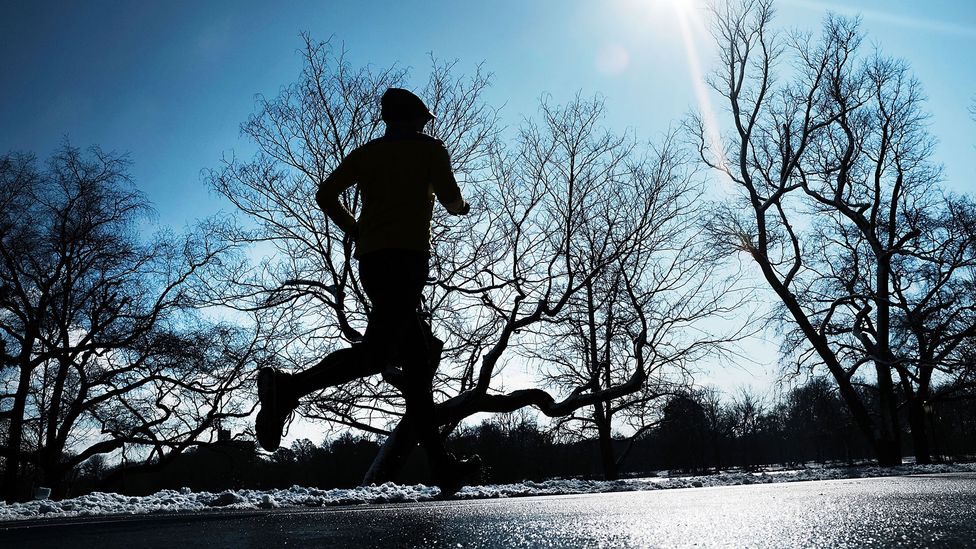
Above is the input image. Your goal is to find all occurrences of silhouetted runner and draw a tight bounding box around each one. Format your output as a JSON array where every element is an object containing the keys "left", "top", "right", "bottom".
[{"left": 255, "top": 88, "right": 479, "bottom": 497}]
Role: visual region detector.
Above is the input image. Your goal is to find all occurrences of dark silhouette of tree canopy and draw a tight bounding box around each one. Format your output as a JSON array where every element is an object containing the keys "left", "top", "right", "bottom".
[
  {"left": 0, "top": 145, "right": 255, "bottom": 502},
  {"left": 656, "top": 393, "right": 712, "bottom": 473}
]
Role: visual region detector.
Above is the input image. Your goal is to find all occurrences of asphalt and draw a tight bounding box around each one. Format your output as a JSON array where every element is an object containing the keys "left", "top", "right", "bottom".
[{"left": 3, "top": 473, "right": 976, "bottom": 548}]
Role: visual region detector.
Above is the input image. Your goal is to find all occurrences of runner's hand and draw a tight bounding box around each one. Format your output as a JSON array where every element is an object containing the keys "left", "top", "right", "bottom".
[{"left": 452, "top": 201, "right": 471, "bottom": 216}]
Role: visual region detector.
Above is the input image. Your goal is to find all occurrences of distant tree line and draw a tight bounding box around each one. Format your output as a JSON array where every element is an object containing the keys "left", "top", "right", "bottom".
[{"left": 64, "top": 376, "right": 976, "bottom": 498}]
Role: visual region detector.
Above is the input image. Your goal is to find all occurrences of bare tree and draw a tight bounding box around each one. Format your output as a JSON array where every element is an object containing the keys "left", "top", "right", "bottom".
[
  {"left": 694, "top": 0, "right": 896, "bottom": 464},
  {"left": 887, "top": 196, "right": 976, "bottom": 460},
  {"left": 0, "top": 145, "right": 252, "bottom": 502},
  {"left": 514, "top": 98, "right": 745, "bottom": 479},
  {"left": 210, "top": 36, "right": 745, "bottom": 484},
  {"left": 696, "top": 0, "right": 976, "bottom": 465}
]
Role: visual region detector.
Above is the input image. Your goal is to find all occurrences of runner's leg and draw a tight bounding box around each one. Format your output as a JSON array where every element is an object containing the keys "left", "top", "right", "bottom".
[
  {"left": 290, "top": 345, "right": 381, "bottom": 398},
  {"left": 359, "top": 250, "right": 452, "bottom": 466}
]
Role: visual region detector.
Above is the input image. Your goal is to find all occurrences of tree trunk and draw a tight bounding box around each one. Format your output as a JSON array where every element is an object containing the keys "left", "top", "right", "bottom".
[
  {"left": 873, "top": 363, "right": 903, "bottom": 466},
  {"left": 37, "top": 443, "right": 72, "bottom": 499},
  {"left": 904, "top": 359, "right": 935, "bottom": 465},
  {"left": 873, "top": 260, "right": 903, "bottom": 467},
  {"left": 2, "top": 365, "right": 33, "bottom": 503},
  {"left": 593, "top": 402, "right": 618, "bottom": 481},
  {"left": 907, "top": 400, "right": 931, "bottom": 465}
]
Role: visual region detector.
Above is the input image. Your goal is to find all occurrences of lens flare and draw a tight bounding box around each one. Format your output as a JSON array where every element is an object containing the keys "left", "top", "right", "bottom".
[{"left": 671, "top": 1, "right": 728, "bottom": 171}]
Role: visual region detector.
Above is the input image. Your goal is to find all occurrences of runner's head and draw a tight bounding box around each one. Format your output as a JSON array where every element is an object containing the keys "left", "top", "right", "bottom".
[{"left": 381, "top": 88, "right": 435, "bottom": 131}]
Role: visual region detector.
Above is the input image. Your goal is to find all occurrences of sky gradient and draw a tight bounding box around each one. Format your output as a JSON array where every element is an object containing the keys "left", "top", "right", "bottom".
[{"left": 2, "top": 0, "right": 975, "bottom": 410}]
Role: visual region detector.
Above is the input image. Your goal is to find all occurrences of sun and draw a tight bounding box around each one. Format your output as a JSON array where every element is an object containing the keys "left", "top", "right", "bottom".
[
  {"left": 605, "top": 0, "right": 724, "bottom": 166},
  {"left": 663, "top": 0, "right": 694, "bottom": 10},
  {"left": 611, "top": 0, "right": 698, "bottom": 30}
]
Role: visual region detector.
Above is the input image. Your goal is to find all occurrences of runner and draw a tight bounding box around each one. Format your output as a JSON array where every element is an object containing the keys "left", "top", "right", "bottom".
[{"left": 255, "top": 87, "right": 480, "bottom": 497}]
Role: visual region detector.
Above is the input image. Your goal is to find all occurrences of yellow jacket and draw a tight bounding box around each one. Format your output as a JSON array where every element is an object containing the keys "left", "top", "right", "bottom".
[{"left": 316, "top": 131, "right": 464, "bottom": 258}]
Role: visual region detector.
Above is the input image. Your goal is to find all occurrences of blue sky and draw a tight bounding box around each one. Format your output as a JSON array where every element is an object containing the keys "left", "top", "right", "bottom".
[
  {"left": 2, "top": 0, "right": 975, "bottom": 401},
  {"left": 3, "top": 0, "right": 973, "bottom": 229}
]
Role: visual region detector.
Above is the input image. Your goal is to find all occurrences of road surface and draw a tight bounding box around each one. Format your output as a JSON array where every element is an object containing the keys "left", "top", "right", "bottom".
[{"left": 3, "top": 473, "right": 975, "bottom": 548}]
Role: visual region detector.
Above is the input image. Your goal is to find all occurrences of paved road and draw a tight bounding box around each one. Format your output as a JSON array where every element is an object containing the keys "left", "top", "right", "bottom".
[{"left": 3, "top": 473, "right": 976, "bottom": 548}]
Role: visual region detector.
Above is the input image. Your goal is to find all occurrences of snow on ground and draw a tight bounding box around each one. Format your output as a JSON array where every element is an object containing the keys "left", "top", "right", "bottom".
[{"left": 2, "top": 462, "right": 975, "bottom": 521}]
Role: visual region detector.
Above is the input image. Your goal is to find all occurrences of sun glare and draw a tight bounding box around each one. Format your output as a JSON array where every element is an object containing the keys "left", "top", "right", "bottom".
[
  {"left": 668, "top": 0, "right": 728, "bottom": 170},
  {"left": 618, "top": 0, "right": 726, "bottom": 169},
  {"left": 597, "top": 0, "right": 729, "bottom": 173},
  {"left": 664, "top": 0, "right": 693, "bottom": 11}
]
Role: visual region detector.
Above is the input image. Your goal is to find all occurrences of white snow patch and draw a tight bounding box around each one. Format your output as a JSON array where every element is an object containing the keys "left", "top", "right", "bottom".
[{"left": 2, "top": 463, "right": 974, "bottom": 521}]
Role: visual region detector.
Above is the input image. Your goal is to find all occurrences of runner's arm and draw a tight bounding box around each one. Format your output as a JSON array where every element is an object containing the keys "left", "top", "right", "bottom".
[
  {"left": 431, "top": 143, "right": 469, "bottom": 215},
  {"left": 316, "top": 157, "right": 359, "bottom": 234}
]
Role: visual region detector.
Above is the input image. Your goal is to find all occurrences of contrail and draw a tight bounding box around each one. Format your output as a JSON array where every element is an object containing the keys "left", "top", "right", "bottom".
[{"left": 783, "top": 0, "right": 976, "bottom": 38}]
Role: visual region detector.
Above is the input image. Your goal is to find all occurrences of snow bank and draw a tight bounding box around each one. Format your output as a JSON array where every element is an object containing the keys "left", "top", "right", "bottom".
[
  {"left": 2, "top": 463, "right": 974, "bottom": 521},
  {"left": 461, "top": 462, "right": 976, "bottom": 498}
]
